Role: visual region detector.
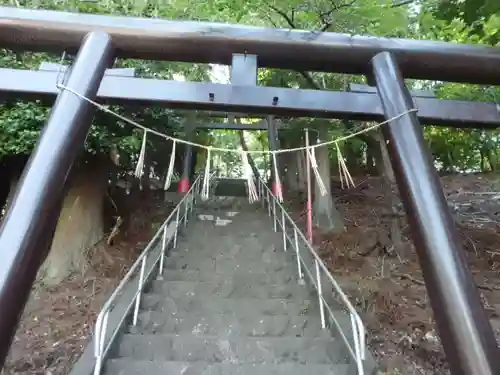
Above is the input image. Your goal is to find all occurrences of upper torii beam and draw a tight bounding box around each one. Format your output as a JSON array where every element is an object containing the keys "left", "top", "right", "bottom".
[{"left": 1, "top": 6, "right": 500, "bottom": 84}]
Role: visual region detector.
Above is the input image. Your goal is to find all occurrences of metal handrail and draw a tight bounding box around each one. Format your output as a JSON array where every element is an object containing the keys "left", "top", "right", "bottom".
[
  {"left": 257, "top": 178, "right": 366, "bottom": 375},
  {"left": 91, "top": 172, "right": 363, "bottom": 375},
  {"left": 92, "top": 174, "right": 203, "bottom": 375}
]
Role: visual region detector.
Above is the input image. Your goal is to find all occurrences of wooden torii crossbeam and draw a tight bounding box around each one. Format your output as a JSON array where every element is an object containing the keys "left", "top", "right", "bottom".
[
  {"left": 0, "top": 67, "right": 498, "bottom": 129},
  {"left": 1, "top": 6, "right": 500, "bottom": 84}
]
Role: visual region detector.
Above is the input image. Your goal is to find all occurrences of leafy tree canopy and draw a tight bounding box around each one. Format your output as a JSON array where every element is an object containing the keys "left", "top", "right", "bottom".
[
  {"left": 433, "top": 0, "right": 500, "bottom": 44},
  {"left": 0, "top": 0, "right": 498, "bottom": 173}
]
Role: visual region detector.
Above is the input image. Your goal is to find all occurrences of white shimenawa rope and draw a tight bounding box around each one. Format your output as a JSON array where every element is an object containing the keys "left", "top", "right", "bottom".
[
  {"left": 240, "top": 150, "right": 259, "bottom": 203},
  {"left": 308, "top": 146, "right": 328, "bottom": 196},
  {"left": 55, "top": 83, "right": 418, "bottom": 198},
  {"left": 134, "top": 130, "right": 147, "bottom": 178},
  {"left": 163, "top": 140, "right": 176, "bottom": 191},
  {"left": 271, "top": 152, "right": 284, "bottom": 202},
  {"left": 336, "top": 141, "right": 355, "bottom": 189},
  {"left": 56, "top": 83, "right": 418, "bottom": 155},
  {"left": 201, "top": 148, "right": 212, "bottom": 201}
]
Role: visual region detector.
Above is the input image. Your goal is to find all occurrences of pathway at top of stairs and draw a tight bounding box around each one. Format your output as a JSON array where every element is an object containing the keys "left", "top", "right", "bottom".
[{"left": 103, "top": 197, "right": 362, "bottom": 375}]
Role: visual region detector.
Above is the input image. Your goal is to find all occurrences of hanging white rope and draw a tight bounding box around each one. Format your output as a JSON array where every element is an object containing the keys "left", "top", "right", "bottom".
[
  {"left": 56, "top": 82, "right": 418, "bottom": 156},
  {"left": 337, "top": 144, "right": 345, "bottom": 189},
  {"left": 163, "top": 139, "right": 176, "bottom": 191},
  {"left": 240, "top": 150, "right": 259, "bottom": 203},
  {"left": 335, "top": 141, "right": 355, "bottom": 189},
  {"left": 272, "top": 152, "right": 283, "bottom": 202},
  {"left": 308, "top": 145, "right": 328, "bottom": 196},
  {"left": 55, "top": 82, "right": 420, "bottom": 197},
  {"left": 134, "top": 130, "right": 147, "bottom": 179},
  {"left": 201, "top": 148, "right": 212, "bottom": 201}
]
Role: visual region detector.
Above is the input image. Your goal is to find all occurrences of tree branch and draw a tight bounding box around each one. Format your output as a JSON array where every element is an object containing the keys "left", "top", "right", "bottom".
[
  {"left": 264, "top": 13, "right": 278, "bottom": 27},
  {"left": 319, "top": 0, "right": 358, "bottom": 18},
  {"left": 300, "top": 71, "right": 321, "bottom": 90},
  {"left": 266, "top": 3, "right": 296, "bottom": 28},
  {"left": 318, "top": 0, "right": 358, "bottom": 31},
  {"left": 390, "top": 0, "right": 416, "bottom": 7},
  {"left": 265, "top": 4, "right": 323, "bottom": 91}
]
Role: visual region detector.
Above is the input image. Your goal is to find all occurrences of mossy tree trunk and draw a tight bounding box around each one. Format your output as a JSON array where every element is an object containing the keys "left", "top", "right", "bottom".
[
  {"left": 313, "top": 127, "right": 344, "bottom": 234},
  {"left": 38, "top": 157, "right": 109, "bottom": 285}
]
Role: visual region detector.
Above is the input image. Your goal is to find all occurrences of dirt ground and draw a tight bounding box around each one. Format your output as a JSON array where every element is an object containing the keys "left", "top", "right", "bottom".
[
  {"left": 2, "top": 174, "right": 499, "bottom": 375},
  {"left": 292, "top": 173, "right": 500, "bottom": 375},
  {"left": 2, "top": 192, "right": 174, "bottom": 375}
]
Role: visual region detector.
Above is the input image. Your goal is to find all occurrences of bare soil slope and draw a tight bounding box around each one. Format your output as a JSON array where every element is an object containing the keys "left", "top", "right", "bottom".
[
  {"left": 2, "top": 193, "right": 174, "bottom": 375},
  {"left": 293, "top": 173, "right": 500, "bottom": 374}
]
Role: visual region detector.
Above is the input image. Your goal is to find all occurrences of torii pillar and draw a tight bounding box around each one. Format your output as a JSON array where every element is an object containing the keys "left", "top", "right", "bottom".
[{"left": 178, "top": 113, "right": 196, "bottom": 194}]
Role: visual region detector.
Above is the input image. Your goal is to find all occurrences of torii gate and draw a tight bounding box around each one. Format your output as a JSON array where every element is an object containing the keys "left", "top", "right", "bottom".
[{"left": 0, "top": 7, "right": 499, "bottom": 375}]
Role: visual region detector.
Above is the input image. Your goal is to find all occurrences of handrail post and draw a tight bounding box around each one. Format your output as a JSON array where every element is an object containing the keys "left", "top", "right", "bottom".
[
  {"left": 132, "top": 255, "right": 147, "bottom": 326},
  {"left": 0, "top": 31, "right": 114, "bottom": 367},
  {"left": 266, "top": 189, "right": 271, "bottom": 216},
  {"left": 272, "top": 199, "right": 277, "bottom": 232},
  {"left": 260, "top": 181, "right": 265, "bottom": 208},
  {"left": 350, "top": 314, "right": 364, "bottom": 375},
  {"left": 189, "top": 184, "right": 195, "bottom": 215},
  {"left": 372, "top": 52, "right": 500, "bottom": 375},
  {"left": 183, "top": 198, "right": 188, "bottom": 227},
  {"left": 281, "top": 207, "right": 287, "bottom": 251},
  {"left": 173, "top": 208, "right": 180, "bottom": 248},
  {"left": 315, "top": 260, "right": 326, "bottom": 329},
  {"left": 293, "top": 229, "right": 303, "bottom": 280},
  {"left": 157, "top": 224, "right": 168, "bottom": 279},
  {"left": 93, "top": 311, "right": 109, "bottom": 375}
]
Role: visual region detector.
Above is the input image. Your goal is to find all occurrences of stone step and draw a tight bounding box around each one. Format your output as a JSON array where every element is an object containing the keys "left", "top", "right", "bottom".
[
  {"left": 128, "top": 311, "right": 327, "bottom": 338},
  {"left": 149, "top": 280, "right": 310, "bottom": 300},
  {"left": 169, "top": 241, "right": 289, "bottom": 260},
  {"left": 174, "top": 225, "right": 283, "bottom": 244},
  {"left": 162, "top": 256, "right": 297, "bottom": 275},
  {"left": 159, "top": 269, "right": 298, "bottom": 285},
  {"left": 141, "top": 295, "right": 316, "bottom": 317},
  {"left": 105, "top": 359, "right": 350, "bottom": 375},
  {"left": 116, "top": 334, "right": 346, "bottom": 364},
  {"left": 164, "top": 252, "right": 291, "bottom": 267}
]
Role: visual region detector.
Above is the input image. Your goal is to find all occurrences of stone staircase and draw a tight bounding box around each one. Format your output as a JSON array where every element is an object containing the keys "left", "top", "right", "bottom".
[{"left": 102, "top": 198, "right": 368, "bottom": 375}]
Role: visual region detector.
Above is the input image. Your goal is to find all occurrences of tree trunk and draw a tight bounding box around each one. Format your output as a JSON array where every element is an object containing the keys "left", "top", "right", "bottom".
[
  {"left": 238, "top": 129, "right": 260, "bottom": 178},
  {"left": 373, "top": 131, "right": 406, "bottom": 257},
  {"left": 0, "top": 155, "right": 28, "bottom": 218},
  {"left": 277, "top": 137, "right": 288, "bottom": 190},
  {"left": 262, "top": 151, "right": 269, "bottom": 180},
  {"left": 38, "top": 158, "right": 108, "bottom": 285},
  {"left": 344, "top": 140, "right": 361, "bottom": 173},
  {"left": 0, "top": 174, "right": 9, "bottom": 216},
  {"left": 373, "top": 132, "right": 395, "bottom": 183},
  {"left": 486, "top": 149, "right": 497, "bottom": 172},
  {"left": 480, "top": 150, "right": 487, "bottom": 172},
  {"left": 284, "top": 151, "right": 299, "bottom": 193},
  {"left": 5, "top": 174, "right": 20, "bottom": 212},
  {"left": 297, "top": 149, "right": 307, "bottom": 193},
  {"left": 313, "top": 127, "right": 344, "bottom": 234},
  {"left": 366, "top": 141, "right": 377, "bottom": 175},
  {"left": 142, "top": 153, "right": 152, "bottom": 191}
]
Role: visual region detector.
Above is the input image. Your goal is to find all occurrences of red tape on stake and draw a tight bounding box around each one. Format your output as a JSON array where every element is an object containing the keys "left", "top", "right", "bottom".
[{"left": 177, "top": 178, "right": 190, "bottom": 193}]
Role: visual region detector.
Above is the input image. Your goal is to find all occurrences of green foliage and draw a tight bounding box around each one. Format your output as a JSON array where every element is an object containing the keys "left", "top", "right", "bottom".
[
  {"left": 0, "top": 0, "right": 214, "bottom": 163},
  {"left": 433, "top": 0, "right": 500, "bottom": 44},
  {"left": 0, "top": 0, "right": 498, "bottom": 176},
  {"left": 424, "top": 82, "right": 500, "bottom": 173},
  {"left": 0, "top": 102, "right": 48, "bottom": 157}
]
